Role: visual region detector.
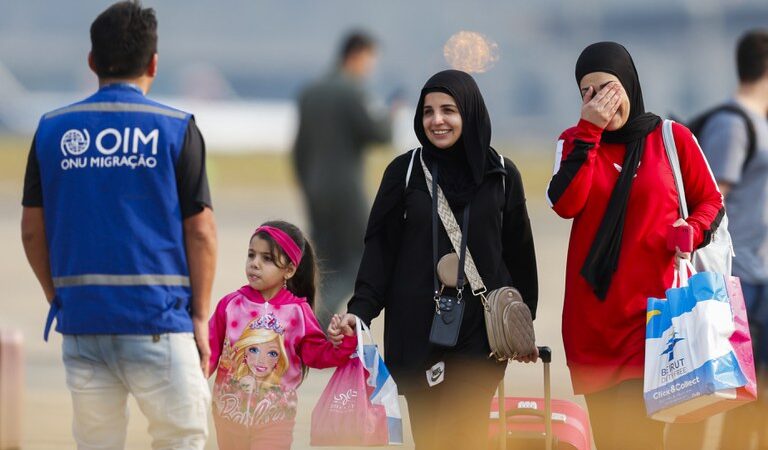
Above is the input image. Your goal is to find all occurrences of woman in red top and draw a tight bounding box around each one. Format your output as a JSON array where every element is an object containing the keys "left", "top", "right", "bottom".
[{"left": 547, "top": 42, "right": 724, "bottom": 449}]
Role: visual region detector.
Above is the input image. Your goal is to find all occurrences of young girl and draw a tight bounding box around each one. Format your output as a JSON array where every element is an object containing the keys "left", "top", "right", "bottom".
[{"left": 209, "top": 220, "right": 357, "bottom": 450}]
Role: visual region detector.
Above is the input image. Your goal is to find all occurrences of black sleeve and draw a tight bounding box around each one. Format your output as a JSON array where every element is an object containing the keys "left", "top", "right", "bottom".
[
  {"left": 176, "top": 118, "right": 212, "bottom": 218},
  {"left": 22, "top": 135, "right": 43, "bottom": 207},
  {"left": 346, "top": 155, "right": 409, "bottom": 325},
  {"left": 501, "top": 159, "right": 539, "bottom": 319}
]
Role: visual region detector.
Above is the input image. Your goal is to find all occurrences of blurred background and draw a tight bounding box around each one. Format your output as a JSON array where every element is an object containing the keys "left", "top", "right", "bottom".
[{"left": 1, "top": 0, "right": 767, "bottom": 448}]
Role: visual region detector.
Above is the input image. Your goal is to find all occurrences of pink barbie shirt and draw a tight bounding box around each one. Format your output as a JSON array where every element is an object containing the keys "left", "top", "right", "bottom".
[{"left": 209, "top": 286, "right": 357, "bottom": 428}]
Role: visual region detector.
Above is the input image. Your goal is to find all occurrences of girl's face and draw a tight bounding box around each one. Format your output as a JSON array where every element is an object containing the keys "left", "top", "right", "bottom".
[
  {"left": 246, "top": 235, "right": 295, "bottom": 299},
  {"left": 579, "top": 71, "right": 631, "bottom": 131},
  {"left": 422, "top": 92, "right": 463, "bottom": 149},
  {"left": 244, "top": 340, "right": 281, "bottom": 380}
]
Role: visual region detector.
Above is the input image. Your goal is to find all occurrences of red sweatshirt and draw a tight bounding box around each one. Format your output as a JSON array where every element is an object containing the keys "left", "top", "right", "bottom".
[{"left": 547, "top": 119, "right": 724, "bottom": 394}]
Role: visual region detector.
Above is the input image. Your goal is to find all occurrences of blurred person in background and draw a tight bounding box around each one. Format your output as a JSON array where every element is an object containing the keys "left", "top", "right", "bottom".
[
  {"left": 292, "top": 30, "right": 392, "bottom": 327},
  {"left": 20, "top": 2, "right": 216, "bottom": 448},
  {"left": 695, "top": 29, "right": 768, "bottom": 450},
  {"left": 547, "top": 42, "right": 723, "bottom": 450},
  {"left": 330, "top": 69, "right": 539, "bottom": 450}
]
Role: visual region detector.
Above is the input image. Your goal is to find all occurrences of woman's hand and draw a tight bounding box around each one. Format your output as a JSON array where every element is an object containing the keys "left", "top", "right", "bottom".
[
  {"left": 672, "top": 218, "right": 692, "bottom": 269},
  {"left": 512, "top": 346, "right": 540, "bottom": 364},
  {"left": 580, "top": 82, "right": 622, "bottom": 129}
]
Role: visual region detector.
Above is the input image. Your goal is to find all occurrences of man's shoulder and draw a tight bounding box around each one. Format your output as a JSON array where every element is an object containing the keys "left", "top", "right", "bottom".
[
  {"left": 698, "top": 101, "right": 755, "bottom": 136},
  {"left": 40, "top": 94, "right": 96, "bottom": 122},
  {"left": 139, "top": 95, "right": 192, "bottom": 119}
]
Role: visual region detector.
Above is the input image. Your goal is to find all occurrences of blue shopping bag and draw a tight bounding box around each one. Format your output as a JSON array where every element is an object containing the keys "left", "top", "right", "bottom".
[
  {"left": 359, "top": 320, "right": 404, "bottom": 445},
  {"left": 644, "top": 261, "right": 748, "bottom": 422}
]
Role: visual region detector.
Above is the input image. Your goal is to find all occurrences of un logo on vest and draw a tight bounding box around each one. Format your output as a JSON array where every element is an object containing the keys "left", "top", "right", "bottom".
[{"left": 60, "top": 129, "right": 90, "bottom": 156}]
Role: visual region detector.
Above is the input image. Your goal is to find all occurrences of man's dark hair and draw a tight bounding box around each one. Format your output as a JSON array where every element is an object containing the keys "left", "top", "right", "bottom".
[
  {"left": 737, "top": 29, "right": 768, "bottom": 83},
  {"left": 338, "top": 30, "right": 376, "bottom": 63},
  {"left": 90, "top": 1, "right": 157, "bottom": 79}
]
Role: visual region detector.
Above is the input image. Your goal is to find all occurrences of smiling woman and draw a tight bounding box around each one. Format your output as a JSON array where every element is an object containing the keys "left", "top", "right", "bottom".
[{"left": 336, "top": 69, "right": 539, "bottom": 450}]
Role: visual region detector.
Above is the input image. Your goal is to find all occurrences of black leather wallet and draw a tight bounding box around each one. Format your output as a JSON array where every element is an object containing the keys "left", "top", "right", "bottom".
[{"left": 429, "top": 295, "right": 465, "bottom": 347}]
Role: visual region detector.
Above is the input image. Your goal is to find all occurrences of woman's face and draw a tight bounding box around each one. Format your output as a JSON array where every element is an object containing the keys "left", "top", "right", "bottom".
[
  {"left": 579, "top": 72, "right": 631, "bottom": 131},
  {"left": 422, "top": 92, "right": 463, "bottom": 149},
  {"left": 245, "top": 340, "right": 281, "bottom": 380}
]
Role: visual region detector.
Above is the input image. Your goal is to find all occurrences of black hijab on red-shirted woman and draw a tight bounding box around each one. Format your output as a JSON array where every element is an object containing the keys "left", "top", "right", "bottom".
[{"left": 575, "top": 42, "right": 662, "bottom": 300}]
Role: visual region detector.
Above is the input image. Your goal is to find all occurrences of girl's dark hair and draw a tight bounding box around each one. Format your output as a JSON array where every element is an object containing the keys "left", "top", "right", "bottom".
[{"left": 253, "top": 220, "right": 318, "bottom": 309}]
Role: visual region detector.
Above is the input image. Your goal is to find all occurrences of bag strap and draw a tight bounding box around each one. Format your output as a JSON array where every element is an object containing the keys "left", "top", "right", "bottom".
[
  {"left": 405, "top": 148, "right": 419, "bottom": 190},
  {"left": 430, "top": 162, "right": 470, "bottom": 302},
  {"left": 420, "top": 151, "right": 487, "bottom": 296},
  {"left": 353, "top": 314, "right": 376, "bottom": 358},
  {"left": 661, "top": 119, "right": 690, "bottom": 219},
  {"left": 499, "top": 153, "right": 506, "bottom": 191},
  {"left": 693, "top": 104, "right": 757, "bottom": 174},
  {"left": 431, "top": 161, "right": 440, "bottom": 297}
]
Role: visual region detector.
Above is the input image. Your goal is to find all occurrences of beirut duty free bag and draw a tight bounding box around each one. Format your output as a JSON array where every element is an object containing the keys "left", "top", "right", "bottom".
[{"left": 644, "top": 260, "right": 756, "bottom": 423}]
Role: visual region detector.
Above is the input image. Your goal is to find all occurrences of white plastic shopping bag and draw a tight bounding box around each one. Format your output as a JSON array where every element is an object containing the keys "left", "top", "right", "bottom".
[
  {"left": 359, "top": 319, "right": 404, "bottom": 445},
  {"left": 644, "top": 260, "right": 749, "bottom": 422}
]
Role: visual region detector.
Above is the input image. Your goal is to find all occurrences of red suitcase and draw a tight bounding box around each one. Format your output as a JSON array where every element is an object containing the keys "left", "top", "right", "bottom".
[
  {"left": 489, "top": 347, "right": 592, "bottom": 450},
  {"left": 0, "top": 328, "right": 23, "bottom": 450}
]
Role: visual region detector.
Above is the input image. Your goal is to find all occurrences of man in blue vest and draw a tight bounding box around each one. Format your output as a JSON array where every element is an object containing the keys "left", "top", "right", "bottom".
[{"left": 20, "top": 2, "right": 217, "bottom": 448}]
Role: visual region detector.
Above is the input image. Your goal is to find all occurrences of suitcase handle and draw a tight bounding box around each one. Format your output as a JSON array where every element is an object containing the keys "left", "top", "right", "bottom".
[
  {"left": 538, "top": 346, "right": 551, "bottom": 363},
  {"left": 497, "top": 346, "right": 553, "bottom": 450}
]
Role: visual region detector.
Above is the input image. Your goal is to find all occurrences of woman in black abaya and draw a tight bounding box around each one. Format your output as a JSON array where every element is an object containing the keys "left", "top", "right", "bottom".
[{"left": 331, "top": 70, "right": 539, "bottom": 449}]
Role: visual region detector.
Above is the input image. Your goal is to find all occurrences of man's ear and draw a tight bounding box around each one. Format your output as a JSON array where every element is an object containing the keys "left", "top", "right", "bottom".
[
  {"left": 87, "top": 52, "right": 98, "bottom": 75},
  {"left": 146, "top": 53, "right": 158, "bottom": 78}
]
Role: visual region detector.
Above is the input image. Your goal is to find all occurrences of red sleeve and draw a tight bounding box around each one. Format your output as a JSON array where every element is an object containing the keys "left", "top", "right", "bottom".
[
  {"left": 297, "top": 303, "right": 357, "bottom": 369},
  {"left": 547, "top": 119, "right": 603, "bottom": 218},
  {"left": 208, "top": 294, "right": 232, "bottom": 376},
  {"left": 672, "top": 122, "right": 725, "bottom": 248}
]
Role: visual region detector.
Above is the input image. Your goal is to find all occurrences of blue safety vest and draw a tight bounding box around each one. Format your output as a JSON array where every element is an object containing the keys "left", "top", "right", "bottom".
[{"left": 35, "top": 83, "right": 194, "bottom": 337}]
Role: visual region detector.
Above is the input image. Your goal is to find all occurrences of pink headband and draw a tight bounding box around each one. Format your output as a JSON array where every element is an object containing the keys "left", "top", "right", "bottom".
[{"left": 253, "top": 226, "right": 303, "bottom": 267}]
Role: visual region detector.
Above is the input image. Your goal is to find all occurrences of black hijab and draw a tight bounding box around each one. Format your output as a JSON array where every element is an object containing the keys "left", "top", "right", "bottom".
[
  {"left": 575, "top": 42, "right": 661, "bottom": 300},
  {"left": 414, "top": 70, "right": 493, "bottom": 207}
]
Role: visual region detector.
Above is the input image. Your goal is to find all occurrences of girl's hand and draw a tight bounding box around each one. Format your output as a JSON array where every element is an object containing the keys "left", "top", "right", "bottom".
[
  {"left": 328, "top": 313, "right": 358, "bottom": 346},
  {"left": 327, "top": 314, "right": 343, "bottom": 347},
  {"left": 672, "top": 218, "right": 692, "bottom": 269},
  {"left": 580, "top": 82, "right": 622, "bottom": 129}
]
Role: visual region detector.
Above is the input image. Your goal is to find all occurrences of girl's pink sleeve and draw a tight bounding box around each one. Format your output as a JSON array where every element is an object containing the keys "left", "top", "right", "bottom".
[
  {"left": 208, "top": 295, "right": 231, "bottom": 376},
  {"left": 297, "top": 303, "right": 357, "bottom": 369}
]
